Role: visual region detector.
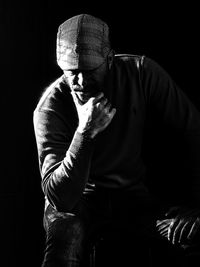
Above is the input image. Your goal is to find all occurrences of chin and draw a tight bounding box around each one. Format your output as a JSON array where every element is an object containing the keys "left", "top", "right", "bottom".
[{"left": 76, "top": 93, "right": 92, "bottom": 103}]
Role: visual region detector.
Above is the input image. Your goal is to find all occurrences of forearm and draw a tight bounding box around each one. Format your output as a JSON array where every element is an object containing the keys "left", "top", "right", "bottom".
[{"left": 42, "top": 130, "right": 94, "bottom": 212}]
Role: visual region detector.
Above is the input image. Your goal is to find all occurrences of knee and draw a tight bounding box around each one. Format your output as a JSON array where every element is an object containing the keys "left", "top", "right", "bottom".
[
  {"left": 47, "top": 213, "right": 85, "bottom": 244},
  {"left": 42, "top": 214, "right": 86, "bottom": 266},
  {"left": 64, "top": 215, "right": 85, "bottom": 244}
]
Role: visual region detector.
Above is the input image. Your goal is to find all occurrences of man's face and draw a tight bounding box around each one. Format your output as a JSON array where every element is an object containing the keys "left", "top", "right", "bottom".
[{"left": 63, "top": 60, "right": 108, "bottom": 103}]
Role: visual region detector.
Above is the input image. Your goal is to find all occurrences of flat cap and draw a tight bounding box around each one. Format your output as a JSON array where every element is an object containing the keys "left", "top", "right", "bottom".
[{"left": 56, "top": 14, "right": 111, "bottom": 70}]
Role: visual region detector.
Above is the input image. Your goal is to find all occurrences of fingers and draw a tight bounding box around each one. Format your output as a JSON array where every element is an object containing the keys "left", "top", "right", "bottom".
[
  {"left": 157, "top": 207, "right": 200, "bottom": 247},
  {"left": 179, "top": 220, "right": 193, "bottom": 243},
  {"left": 188, "top": 217, "right": 200, "bottom": 240},
  {"left": 109, "top": 108, "right": 117, "bottom": 119},
  {"left": 156, "top": 219, "right": 172, "bottom": 230},
  {"left": 100, "top": 97, "right": 108, "bottom": 107},
  {"left": 157, "top": 217, "right": 200, "bottom": 246},
  {"left": 170, "top": 218, "right": 200, "bottom": 245},
  {"left": 101, "top": 103, "right": 116, "bottom": 120},
  {"left": 156, "top": 219, "right": 173, "bottom": 239},
  {"left": 94, "top": 96, "right": 109, "bottom": 110},
  {"left": 71, "top": 89, "right": 116, "bottom": 137},
  {"left": 157, "top": 224, "right": 170, "bottom": 238},
  {"left": 168, "top": 219, "right": 187, "bottom": 244},
  {"left": 94, "top": 96, "right": 116, "bottom": 119},
  {"left": 88, "top": 92, "right": 104, "bottom": 105},
  {"left": 98, "top": 108, "right": 116, "bottom": 133}
]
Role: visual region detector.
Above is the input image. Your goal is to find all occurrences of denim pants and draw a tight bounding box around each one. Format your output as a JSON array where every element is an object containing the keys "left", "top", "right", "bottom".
[{"left": 41, "top": 188, "right": 198, "bottom": 267}]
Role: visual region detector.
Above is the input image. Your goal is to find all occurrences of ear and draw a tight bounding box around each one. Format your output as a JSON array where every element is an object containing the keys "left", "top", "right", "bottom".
[{"left": 107, "top": 49, "right": 115, "bottom": 69}]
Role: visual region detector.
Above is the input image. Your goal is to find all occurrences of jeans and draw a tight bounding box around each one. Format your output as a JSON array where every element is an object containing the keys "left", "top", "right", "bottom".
[{"left": 41, "top": 187, "right": 199, "bottom": 267}]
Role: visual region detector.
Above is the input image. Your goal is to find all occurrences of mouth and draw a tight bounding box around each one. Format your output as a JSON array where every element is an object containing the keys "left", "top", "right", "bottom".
[{"left": 72, "top": 86, "right": 101, "bottom": 103}]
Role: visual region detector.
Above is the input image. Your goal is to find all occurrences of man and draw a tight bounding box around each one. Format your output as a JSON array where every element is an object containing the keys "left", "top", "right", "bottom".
[{"left": 33, "top": 14, "right": 200, "bottom": 266}]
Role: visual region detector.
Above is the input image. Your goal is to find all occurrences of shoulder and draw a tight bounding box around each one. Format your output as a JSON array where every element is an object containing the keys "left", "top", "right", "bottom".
[
  {"left": 114, "top": 54, "right": 145, "bottom": 67},
  {"left": 34, "top": 75, "right": 69, "bottom": 113},
  {"left": 114, "top": 54, "right": 163, "bottom": 71}
]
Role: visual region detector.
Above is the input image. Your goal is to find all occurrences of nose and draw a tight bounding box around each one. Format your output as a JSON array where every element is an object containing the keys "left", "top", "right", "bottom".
[
  {"left": 73, "top": 72, "right": 86, "bottom": 87},
  {"left": 77, "top": 72, "right": 84, "bottom": 86}
]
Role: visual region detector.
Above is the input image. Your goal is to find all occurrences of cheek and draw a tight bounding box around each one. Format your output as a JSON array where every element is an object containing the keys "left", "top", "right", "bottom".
[
  {"left": 64, "top": 76, "right": 73, "bottom": 86},
  {"left": 89, "top": 73, "right": 105, "bottom": 85}
]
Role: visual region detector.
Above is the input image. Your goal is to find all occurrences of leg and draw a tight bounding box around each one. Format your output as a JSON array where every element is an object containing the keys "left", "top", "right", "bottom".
[
  {"left": 41, "top": 203, "right": 89, "bottom": 267},
  {"left": 41, "top": 189, "right": 113, "bottom": 267}
]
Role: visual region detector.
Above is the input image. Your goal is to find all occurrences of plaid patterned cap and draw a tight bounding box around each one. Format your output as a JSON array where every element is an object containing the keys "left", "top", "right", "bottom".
[{"left": 56, "top": 14, "right": 111, "bottom": 70}]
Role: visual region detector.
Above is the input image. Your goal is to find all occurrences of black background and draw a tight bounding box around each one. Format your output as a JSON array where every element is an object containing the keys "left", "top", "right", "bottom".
[{"left": 1, "top": 1, "right": 200, "bottom": 266}]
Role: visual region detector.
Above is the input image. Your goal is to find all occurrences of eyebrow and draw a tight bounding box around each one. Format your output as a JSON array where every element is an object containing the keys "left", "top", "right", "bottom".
[
  {"left": 64, "top": 60, "right": 107, "bottom": 73},
  {"left": 65, "top": 69, "right": 94, "bottom": 75}
]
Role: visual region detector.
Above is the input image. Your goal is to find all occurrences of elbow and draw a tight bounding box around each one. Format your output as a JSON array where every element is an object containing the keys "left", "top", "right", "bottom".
[
  {"left": 43, "top": 179, "right": 82, "bottom": 212},
  {"left": 48, "top": 195, "right": 79, "bottom": 212}
]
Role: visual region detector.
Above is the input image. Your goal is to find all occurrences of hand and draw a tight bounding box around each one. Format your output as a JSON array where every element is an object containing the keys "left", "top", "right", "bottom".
[
  {"left": 71, "top": 91, "right": 116, "bottom": 138},
  {"left": 156, "top": 206, "right": 200, "bottom": 247}
]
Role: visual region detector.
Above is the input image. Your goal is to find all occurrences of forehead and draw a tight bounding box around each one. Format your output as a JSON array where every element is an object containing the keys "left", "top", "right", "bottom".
[{"left": 64, "top": 60, "right": 107, "bottom": 73}]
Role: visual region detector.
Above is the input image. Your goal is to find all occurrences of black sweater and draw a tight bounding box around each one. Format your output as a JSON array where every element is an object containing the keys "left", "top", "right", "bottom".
[{"left": 33, "top": 54, "right": 200, "bottom": 212}]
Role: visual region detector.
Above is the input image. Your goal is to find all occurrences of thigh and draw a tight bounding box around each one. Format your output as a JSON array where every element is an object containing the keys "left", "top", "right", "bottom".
[
  {"left": 43, "top": 197, "right": 96, "bottom": 245},
  {"left": 43, "top": 192, "right": 113, "bottom": 251},
  {"left": 42, "top": 196, "right": 108, "bottom": 267}
]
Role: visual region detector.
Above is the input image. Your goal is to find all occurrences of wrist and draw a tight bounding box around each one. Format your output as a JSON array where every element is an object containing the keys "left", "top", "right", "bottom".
[{"left": 77, "top": 126, "right": 97, "bottom": 139}]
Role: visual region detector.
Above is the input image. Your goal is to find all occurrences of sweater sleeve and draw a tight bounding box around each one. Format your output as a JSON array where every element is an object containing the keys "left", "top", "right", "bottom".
[
  {"left": 141, "top": 57, "right": 200, "bottom": 205},
  {"left": 33, "top": 108, "right": 94, "bottom": 212}
]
